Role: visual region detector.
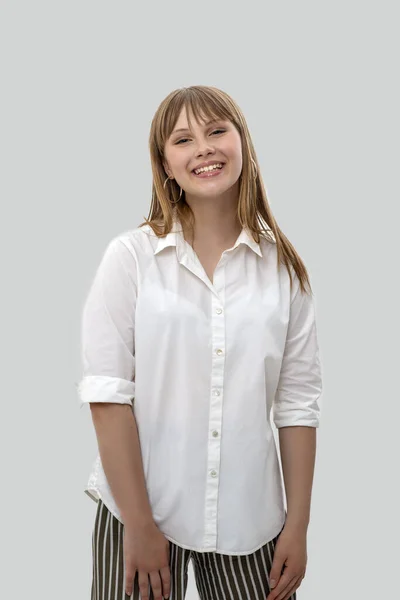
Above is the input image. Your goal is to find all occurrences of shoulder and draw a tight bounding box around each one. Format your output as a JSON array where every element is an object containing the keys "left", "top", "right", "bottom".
[{"left": 106, "top": 223, "right": 158, "bottom": 259}]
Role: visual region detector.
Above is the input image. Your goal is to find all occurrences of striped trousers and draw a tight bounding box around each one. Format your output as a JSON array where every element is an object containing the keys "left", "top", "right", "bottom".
[{"left": 91, "top": 499, "right": 297, "bottom": 600}]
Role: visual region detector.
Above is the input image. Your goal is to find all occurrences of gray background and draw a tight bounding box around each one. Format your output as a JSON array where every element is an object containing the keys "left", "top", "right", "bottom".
[{"left": 1, "top": 1, "right": 399, "bottom": 598}]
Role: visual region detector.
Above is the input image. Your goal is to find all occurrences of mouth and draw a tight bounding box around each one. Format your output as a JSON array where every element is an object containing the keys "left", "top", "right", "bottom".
[{"left": 191, "top": 163, "right": 225, "bottom": 178}]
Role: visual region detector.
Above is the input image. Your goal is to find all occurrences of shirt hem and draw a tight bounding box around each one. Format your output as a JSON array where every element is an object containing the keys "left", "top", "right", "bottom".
[
  {"left": 162, "top": 516, "right": 286, "bottom": 556},
  {"left": 84, "top": 486, "right": 286, "bottom": 556}
]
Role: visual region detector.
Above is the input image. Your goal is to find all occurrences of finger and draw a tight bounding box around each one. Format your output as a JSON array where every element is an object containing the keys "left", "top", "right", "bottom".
[
  {"left": 149, "top": 570, "right": 163, "bottom": 600},
  {"left": 160, "top": 565, "right": 171, "bottom": 599},
  {"left": 138, "top": 570, "right": 150, "bottom": 600},
  {"left": 267, "top": 571, "right": 293, "bottom": 599},
  {"left": 124, "top": 567, "right": 136, "bottom": 597},
  {"left": 275, "top": 574, "right": 303, "bottom": 600},
  {"left": 269, "top": 557, "right": 286, "bottom": 590}
]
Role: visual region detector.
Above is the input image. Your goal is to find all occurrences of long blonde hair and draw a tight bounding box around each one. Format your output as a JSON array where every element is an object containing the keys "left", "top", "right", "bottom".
[{"left": 139, "top": 85, "right": 312, "bottom": 295}]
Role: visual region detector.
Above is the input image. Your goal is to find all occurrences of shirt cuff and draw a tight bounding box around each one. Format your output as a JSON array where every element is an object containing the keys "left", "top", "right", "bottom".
[
  {"left": 273, "top": 401, "right": 321, "bottom": 429},
  {"left": 77, "top": 375, "right": 135, "bottom": 408},
  {"left": 274, "top": 416, "right": 320, "bottom": 428}
]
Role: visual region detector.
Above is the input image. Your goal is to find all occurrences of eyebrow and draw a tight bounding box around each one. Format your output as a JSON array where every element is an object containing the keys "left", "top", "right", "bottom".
[{"left": 171, "top": 119, "right": 223, "bottom": 135}]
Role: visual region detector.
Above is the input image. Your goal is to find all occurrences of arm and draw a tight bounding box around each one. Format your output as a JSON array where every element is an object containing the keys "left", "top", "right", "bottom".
[
  {"left": 266, "top": 271, "right": 322, "bottom": 599},
  {"left": 278, "top": 425, "right": 316, "bottom": 531},
  {"left": 273, "top": 269, "right": 322, "bottom": 528},
  {"left": 90, "top": 403, "right": 154, "bottom": 527},
  {"left": 78, "top": 237, "right": 153, "bottom": 528}
]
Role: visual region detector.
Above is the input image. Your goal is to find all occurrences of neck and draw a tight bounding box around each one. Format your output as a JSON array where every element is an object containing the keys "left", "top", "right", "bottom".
[{"left": 182, "top": 185, "right": 242, "bottom": 246}]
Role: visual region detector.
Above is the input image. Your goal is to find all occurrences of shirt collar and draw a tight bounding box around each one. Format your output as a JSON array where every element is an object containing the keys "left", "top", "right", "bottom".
[{"left": 154, "top": 215, "right": 275, "bottom": 257}]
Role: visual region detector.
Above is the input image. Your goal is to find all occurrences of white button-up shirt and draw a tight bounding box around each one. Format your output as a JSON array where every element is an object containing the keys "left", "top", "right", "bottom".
[{"left": 77, "top": 216, "right": 322, "bottom": 556}]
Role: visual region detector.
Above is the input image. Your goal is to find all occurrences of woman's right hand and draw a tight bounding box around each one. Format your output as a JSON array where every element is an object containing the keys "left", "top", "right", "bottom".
[{"left": 123, "top": 520, "right": 171, "bottom": 599}]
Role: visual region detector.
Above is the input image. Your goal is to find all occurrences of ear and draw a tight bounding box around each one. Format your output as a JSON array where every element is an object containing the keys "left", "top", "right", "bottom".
[{"left": 163, "top": 161, "right": 172, "bottom": 178}]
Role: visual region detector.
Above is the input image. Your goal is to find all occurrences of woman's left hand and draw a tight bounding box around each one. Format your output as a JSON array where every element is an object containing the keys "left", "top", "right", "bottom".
[{"left": 265, "top": 524, "right": 307, "bottom": 600}]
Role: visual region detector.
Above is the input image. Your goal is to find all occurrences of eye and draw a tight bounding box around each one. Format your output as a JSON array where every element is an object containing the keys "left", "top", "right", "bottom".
[{"left": 175, "top": 129, "right": 225, "bottom": 145}]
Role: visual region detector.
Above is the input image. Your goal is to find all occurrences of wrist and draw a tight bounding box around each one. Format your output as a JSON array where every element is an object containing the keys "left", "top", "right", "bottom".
[
  {"left": 284, "top": 515, "right": 309, "bottom": 533},
  {"left": 122, "top": 509, "right": 155, "bottom": 531}
]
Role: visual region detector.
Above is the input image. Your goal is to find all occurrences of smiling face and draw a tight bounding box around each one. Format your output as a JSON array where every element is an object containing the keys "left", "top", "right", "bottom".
[{"left": 163, "top": 106, "right": 243, "bottom": 204}]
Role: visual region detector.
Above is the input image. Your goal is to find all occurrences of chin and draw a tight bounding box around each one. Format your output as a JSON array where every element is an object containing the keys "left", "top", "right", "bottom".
[{"left": 193, "top": 178, "right": 235, "bottom": 193}]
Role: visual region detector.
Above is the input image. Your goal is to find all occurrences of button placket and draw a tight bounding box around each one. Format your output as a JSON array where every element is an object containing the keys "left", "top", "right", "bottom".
[{"left": 204, "top": 264, "right": 226, "bottom": 547}]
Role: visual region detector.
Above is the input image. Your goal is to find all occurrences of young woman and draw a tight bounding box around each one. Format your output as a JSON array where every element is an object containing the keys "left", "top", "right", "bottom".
[{"left": 78, "top": 85, "right": 322, "bottom": 600}]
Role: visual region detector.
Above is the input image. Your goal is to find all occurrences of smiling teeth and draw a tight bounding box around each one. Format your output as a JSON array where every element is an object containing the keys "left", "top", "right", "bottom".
[{"left": 194, "top": 163, "right": 223, "bottom": 174}]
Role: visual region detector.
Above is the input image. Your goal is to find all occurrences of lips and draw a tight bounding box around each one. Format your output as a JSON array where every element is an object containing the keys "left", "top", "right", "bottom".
[
  {"left": 192, "top": 164, "right": 225, "bottom": 178},
  {"left": 192, "top": 162, "right": 225, "bottom": 174}
]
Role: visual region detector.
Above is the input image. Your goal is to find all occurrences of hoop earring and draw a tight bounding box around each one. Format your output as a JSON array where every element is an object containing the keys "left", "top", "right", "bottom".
[
  {"left": 171, "top": 186, "right": 182, "bottom": 203},
  {"left": 163, "top": 175, "right": 182, "bottom": 203},
  {"left": 163, "top": 175, "right": 172, "bottom": 189},
  {"left": 250, "top": 157, "right": 258, "bottom": 180}
]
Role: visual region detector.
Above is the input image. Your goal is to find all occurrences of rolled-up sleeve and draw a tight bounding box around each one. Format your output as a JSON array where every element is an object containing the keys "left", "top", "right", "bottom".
[
  {"left": 273, "top": 271, "right": 322, "bottom": 428},
  {"left": 77, "top": 237, "right": 137, "bottom": 409}
]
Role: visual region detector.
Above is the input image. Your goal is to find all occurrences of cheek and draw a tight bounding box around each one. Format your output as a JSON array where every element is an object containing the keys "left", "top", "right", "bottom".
[
  {"left": 168, "top": 152, "right": 187, "bottom": 174},
  {"left": 223, "top": 138, "right": 242, "bottom": 163},
  {"left": 228, "top": 147, "right": 243, "bottom": 171}
]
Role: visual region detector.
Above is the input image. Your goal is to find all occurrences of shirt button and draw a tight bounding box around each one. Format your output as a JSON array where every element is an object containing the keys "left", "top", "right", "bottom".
[
  {"left": 210, "top": 470, "right": 218, "bottom": 477},
  {"left": 213, "top": 390, "right": 220, "bottom": 396},
  {"left": 216, "top": 308, "right": 223, "bottom": 314},
  {"left": 216, "top": 348, "right": 223, "bottom": 356},
  {"left": 212, "top": 430, "right": 219, "bottom": 437}
]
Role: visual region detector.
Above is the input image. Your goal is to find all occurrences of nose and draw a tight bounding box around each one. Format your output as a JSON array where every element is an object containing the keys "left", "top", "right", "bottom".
[{"left": 195, "top": 138, "right": 216, "bottom": 158}]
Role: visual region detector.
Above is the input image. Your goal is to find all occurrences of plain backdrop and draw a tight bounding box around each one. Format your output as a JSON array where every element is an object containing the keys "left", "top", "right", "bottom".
[{"left": 1, "top": 1, "right": 399, "bottom": 598}]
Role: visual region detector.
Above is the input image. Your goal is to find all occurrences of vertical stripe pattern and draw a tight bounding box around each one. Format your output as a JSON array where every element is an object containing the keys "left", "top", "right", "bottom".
[{"left": 91, "top": 500, "right": 297, "bottom": 599}]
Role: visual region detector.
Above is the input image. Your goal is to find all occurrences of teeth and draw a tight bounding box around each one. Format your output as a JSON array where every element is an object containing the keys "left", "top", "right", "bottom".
[{"left": 194, "top": 163, "right": 223, "bottom": 174}]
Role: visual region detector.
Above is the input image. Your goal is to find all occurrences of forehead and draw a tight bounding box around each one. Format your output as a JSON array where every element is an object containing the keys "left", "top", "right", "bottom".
[{"left": 172, "top": 105, "right": 227, "bottom": 132}]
